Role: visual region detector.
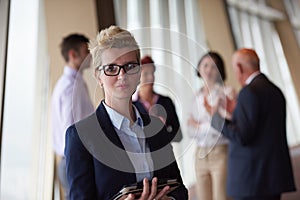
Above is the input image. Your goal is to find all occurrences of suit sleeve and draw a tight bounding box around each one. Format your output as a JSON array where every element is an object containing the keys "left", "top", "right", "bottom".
[
  {"left": 65, "top": 125, "right": 96, "bottom": 199},
  {"left": 212, "top": 88, "right": 260, "bottom": 145}
]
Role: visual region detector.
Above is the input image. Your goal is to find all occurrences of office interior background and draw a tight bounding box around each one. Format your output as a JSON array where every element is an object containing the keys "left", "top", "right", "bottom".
[{"left": 0, "top": 0, "right": 300, "bottom": 199}]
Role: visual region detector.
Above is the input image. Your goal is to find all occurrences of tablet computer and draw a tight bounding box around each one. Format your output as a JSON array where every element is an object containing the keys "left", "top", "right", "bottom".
[{"left": 111, "top": 178, "right": 180, "bottom": 200}]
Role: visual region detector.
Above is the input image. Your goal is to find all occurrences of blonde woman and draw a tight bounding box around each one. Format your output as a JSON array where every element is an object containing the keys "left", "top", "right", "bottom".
[{"left": 65, "top": 26, "right": 188, "bottom": 200}]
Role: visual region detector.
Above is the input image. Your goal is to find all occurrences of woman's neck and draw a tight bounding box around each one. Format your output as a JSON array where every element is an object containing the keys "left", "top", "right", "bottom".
[
  {"left": 203, "top": 82, "right": 216, "bottom": 96},
  {"left": 104, "top": 98, "right": 136, "bottom": 124}
]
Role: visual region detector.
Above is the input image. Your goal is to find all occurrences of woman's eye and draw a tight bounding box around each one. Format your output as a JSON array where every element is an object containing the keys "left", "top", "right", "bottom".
[
  {"left": 106, "top": 65, "right": 118, "bottom": 72},
  {"left": 126, "top": 64, "right": 136, "bottom": 70}
]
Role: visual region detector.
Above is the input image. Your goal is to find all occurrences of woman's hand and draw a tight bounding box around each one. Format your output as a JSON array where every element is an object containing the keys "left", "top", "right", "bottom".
[
  {"left": 124, "top": 177, "right": 171, "bottom": 200},
  {"left": 217, "top": 96, "right": 236, "bottom": 120},
  {"left": 187, "top": 117, "right": 201, "bottom": 129},
  {"left": 204, "top": 97, "right": 218, "bottom": 116},
  {"left": 225, "top": 96, "right": 236, "bottom": 114}
]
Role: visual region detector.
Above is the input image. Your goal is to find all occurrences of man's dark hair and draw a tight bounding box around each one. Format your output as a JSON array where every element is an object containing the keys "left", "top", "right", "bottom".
[{"left": 60, "top": 34, "right": 89, "bottom": 62}]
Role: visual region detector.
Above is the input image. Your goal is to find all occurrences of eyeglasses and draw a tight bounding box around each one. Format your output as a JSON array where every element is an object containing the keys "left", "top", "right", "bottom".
[{"left": 97, "top": 63, "right": 141, "bottom": 76}]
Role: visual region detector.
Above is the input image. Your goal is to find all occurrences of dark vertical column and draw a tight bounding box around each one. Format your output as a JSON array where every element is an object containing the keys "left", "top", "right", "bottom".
[
  {"left": 0, "top": 0, "right": 10, "bottom": 170},
  {"left": 95, "top": 0, "right": 116, "bottom": 30},
  {"left": 198, "top": 0, "right": 238, "bottom": 88}
]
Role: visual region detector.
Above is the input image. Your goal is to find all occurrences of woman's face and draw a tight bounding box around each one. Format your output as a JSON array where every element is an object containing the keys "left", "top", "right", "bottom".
[
  {"left": 99, "top": 48, "right": 141, "bottom": 103},
  {"left": 140, "top": 64, "right": 155, "bottom": 88},
  {"left": 198, "top": 56, "right": 220, "bottom": 84}
]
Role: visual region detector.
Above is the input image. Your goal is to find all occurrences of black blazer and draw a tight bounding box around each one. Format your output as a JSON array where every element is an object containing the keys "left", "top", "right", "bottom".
[
  {"left": 212, "top": 73, "right": 295, "bottom": 197},
  {"left": 134, "top": 94, "right": 183, "bottom": 142},
  {"left": 65, "top": 101, "right": 188, "bottom": 200}
]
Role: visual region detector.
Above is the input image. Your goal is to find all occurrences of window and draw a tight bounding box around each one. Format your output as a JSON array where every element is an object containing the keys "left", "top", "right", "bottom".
[
  {"left": 227, "top": 0, "right": 300, "bottom": 145},
  {"left": 283, "top": 0, "right": 300, "bottom": 48},
  {"left": 0, "top": 0, "right": 52, "bottom": 199}
]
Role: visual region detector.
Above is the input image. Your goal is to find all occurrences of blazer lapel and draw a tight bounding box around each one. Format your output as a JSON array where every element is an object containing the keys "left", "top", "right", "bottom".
[
  {"left": 141, "top": 113, "right": 160, "bottom": 151},
  {"left": 95, "top": 102, "right": 125, "bottom": 149},
  {"left": 142, "top": 114, "right": 173, "bottom": 176},
  {"left": 79, "top": 101, "right": 136, "bottom": 175}
]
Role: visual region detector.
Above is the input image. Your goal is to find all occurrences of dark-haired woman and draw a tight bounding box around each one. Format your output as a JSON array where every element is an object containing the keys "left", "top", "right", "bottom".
[{"left": 187, "top": 52, "right": 235, "bottom": 200}]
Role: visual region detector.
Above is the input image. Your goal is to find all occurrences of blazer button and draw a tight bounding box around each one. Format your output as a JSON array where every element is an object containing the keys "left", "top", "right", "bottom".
[{"left": 167, "top": 126, "right": 173, "bottom": 133}]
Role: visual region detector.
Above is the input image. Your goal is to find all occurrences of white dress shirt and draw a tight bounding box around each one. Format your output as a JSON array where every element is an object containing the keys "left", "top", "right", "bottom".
[
  {"left": 245, "top": 71, "right": 260, "bottom": 85},
  {"left": 52, "top": 66, "right": 94, "bottom": 156},
  {"left": 188, "top": 84, "right": 231, "bottom": 147},
  {"left": 103, "top": 103, "right": 154, "bottom": 182}
]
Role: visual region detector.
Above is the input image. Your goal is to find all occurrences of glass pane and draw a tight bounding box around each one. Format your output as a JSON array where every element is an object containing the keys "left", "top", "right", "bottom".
[{"left": 1, "top": 0, "right": 50, "bottom": 199}]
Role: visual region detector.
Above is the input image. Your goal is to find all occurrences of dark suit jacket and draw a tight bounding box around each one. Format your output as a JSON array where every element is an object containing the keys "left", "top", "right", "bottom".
[
  {"left": 212, "top": 73, "right": 295, "bottom": 197},
  {"left": 134, "top": 94, "right": 183, "bottom": 142},
  {"left": 65, "top": 101, "right": 188, "bottom": 200}
]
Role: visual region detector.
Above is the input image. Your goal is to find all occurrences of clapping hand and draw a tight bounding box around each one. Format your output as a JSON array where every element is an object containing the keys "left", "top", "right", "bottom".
[
  {"left": 218, "top": 96, "right": 236, "bottom": 119},
  {"left": 224, "top": 96, "right": 236, "bottom": 115},
  {"left": 204, "top": 95, "right": 236, "bottom": 120},
  {"left": 204, "top": 97, "right": 219, "bottom": 116}
]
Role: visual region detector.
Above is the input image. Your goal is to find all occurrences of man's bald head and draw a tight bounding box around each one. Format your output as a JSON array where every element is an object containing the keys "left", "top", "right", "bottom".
[
  {"left": 233, "top": 48, "right": 260, "bottom": 71},
  {"left": 232, "top": 48, "right": 260, "bottom": 86}
]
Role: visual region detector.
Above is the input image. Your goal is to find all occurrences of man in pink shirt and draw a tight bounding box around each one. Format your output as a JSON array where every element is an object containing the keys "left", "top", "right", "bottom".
[{"left": 51, "top": 34, "right": 94, "bottom": 199}]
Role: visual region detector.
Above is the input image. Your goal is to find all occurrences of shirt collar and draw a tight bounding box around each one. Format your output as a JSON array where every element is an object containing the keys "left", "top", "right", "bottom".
[
  {"left": 245, "top": 71, "right": 260, "bottom": 85},
  {"left": 103, "top": 102, "right": 143, "bottom": 130},
  {"left": 64, "top": 65, "right": 82, "bottom": 78},
  {"left": 64, "top": 65, "right": 78, "bottom": 75}
]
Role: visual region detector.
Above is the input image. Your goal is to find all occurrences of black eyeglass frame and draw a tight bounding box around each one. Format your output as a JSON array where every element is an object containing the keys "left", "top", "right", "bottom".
[{"left": 96, "top": 62, "right": 141, "bottom": 76}]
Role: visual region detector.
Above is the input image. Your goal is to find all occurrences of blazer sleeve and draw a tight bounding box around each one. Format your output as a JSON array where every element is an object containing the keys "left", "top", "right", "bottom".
[
  {"left": 149, "top": 117, "right": 188, "bottom": 199},
  {"left": 167, "top": 161, "right": 189, "bottom": 199},
  {"left": 155, "top": 140, "right": 188, "bottom": 199},
  {"left": 65, "top": 125, "right": 96, "bottom": 199},
  {"left": 164, "top": 133, "right": 188, "bottom": 199},
  {"left": 164, "top": 98, "right": 183, "bottom": 142},
  {"left": 212, "top": 88, "right": 260, "bottom": 145}
]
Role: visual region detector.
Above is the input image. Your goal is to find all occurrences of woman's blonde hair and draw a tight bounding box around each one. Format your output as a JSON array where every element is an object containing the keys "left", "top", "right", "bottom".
[{"left": 89, "top": 25, "right": 140, "bottom": 74}]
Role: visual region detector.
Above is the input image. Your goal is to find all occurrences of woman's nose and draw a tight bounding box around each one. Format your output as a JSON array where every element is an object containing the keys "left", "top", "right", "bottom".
[
  {"left": 206, "top": 66, "right": 213, "bottom": 73},
  {"left": 117, "top": 68, "right": 127, "bottom": 79}
]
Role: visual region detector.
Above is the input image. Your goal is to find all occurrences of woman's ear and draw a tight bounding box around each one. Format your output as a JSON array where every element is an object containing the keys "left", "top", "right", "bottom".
[
  {"left": 98, "top": 76, "right": 104, "bottom": 88},
  {"left": 94, "top": 70, "right": 103, "bottom": 87},
  {"left": 99, "top": 80, "right": 103, "bottom": 88}
]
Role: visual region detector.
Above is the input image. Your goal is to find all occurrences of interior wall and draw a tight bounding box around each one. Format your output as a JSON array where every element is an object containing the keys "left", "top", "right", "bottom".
[
  {"left": 44, "top": 0, "right": 102, "bottom": 106},
  {"left": 198, "top": 0, "right": 239, "bottom": 90}
]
